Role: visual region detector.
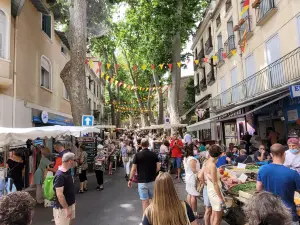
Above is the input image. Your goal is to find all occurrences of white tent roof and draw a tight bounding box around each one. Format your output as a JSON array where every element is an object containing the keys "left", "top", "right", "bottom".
[
  {"left": 0, "top": 126, "right": 100, "bottom": 147},
  {"left": 140, "top": 124, "right": 188, "bottom": 130},
  {"left": 94, "top": 125, "right": 116, "bottom": 129}
]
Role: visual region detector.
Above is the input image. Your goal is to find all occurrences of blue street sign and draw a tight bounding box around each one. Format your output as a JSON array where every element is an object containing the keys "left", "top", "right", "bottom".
[
  {"left": 289, "top": 85, "right": 300, "bottom": 98},
  {"left": 82, "top": 115, "right": 94, "bottom": 126}
]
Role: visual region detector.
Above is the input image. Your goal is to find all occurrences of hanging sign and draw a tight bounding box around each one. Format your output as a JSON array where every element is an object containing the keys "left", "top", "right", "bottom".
[{"left": 289, "top": 85, "right": 300, "bottom": 98}]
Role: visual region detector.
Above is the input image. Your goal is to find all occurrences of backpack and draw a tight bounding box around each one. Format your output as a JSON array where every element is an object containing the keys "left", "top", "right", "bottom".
[{"left": 44, "top": 176, "right": 55, "bottom": 201}]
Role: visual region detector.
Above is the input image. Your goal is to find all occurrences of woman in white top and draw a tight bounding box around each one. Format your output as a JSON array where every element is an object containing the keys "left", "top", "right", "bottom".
[
  {"left": 184, "top": 145, "right": 201, "bottom": 216},
  {"left": 158, "top": 140, "right": 170, "bottom": 172}
]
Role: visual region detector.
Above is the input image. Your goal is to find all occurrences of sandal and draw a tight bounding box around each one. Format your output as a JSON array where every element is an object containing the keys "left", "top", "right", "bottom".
[{"left": 78, "top": 190, "right": 84, "bottom": 194}]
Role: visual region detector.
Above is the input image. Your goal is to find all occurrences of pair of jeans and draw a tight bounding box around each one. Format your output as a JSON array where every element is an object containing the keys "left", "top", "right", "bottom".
[{"left": 95, "top": 170, "right": 103, "bottom": 186}]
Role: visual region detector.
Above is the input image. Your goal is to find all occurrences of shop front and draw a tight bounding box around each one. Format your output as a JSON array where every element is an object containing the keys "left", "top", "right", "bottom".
[
  {"left": 283, "top": 96, "right": 300, "bottom": 139},
  {"left": 32, "top": 109, "right": 73, "bottom": 127}
]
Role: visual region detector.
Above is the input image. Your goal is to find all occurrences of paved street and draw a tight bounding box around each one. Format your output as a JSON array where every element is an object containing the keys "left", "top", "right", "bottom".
[{"left": 32, "top": 169, "right": 228, "bottom": 225}]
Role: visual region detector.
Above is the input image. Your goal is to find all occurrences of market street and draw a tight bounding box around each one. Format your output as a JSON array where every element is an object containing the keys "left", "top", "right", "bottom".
[{"left": 31, "top": 169, "right": 228, "bottom": 225}]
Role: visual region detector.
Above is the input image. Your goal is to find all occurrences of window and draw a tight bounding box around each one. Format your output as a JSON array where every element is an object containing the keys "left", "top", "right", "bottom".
[
  {"left": 245, "top": 54, "right": 257, "bottom": 96},
  {"left": 94, "top": 102, "right": 96, "bottom": 110},
  {"left": 226, "top": 0, "right": 232, "bottom": 12},
  {"left": 42, "top": 14, "right": 51, "bottom": 38},
  {"left": 0, "top": 10, "right": 6, "bottom": 59},
  {"left": 61, "top": 44, "right": 67, "bottom": 55},
  {"left": 88, "top": 98, "right": 91, "bottom": 111},
  {"left": 297, "top": 16, "right": 300, "bottom": 46},
  {"left": 93, "top": 82, "right": 96, "bottom": 94},
  {"left": 231, "top": 67, "right": 239, "bottom": 102},
  {"left": 40, "top": 56, "right": 52, "bottom": 90},
  {"left": 96, "top": 85, "right": 99, "bottom": 97},
  {"left": 63, "top": 84, "right": 70, "bottom": 100},
  {"left": 216, "top": 14, "right": 221, "bottom": 28}
]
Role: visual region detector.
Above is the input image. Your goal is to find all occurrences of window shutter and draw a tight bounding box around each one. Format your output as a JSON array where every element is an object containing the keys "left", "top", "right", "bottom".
[{"left": 0, "top": 10, "right": 5, "bottom": 58}]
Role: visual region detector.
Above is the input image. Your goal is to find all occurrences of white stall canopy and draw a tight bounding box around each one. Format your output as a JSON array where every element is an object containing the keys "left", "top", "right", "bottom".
[{"left": 0, "top": 126, "right": 100, "bottom": 147}]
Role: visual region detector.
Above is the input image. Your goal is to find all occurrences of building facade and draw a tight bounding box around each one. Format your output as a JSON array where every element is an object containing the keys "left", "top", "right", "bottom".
[
  {"left": 0, "top": 0, "right": 104, "bottom": 128},
  {"left": 188, "top": 0, "right": 300, "bottom": 147}
]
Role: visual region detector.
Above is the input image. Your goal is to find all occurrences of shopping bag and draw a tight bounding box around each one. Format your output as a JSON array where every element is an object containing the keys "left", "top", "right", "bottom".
[{"left": 44, "top": 176, "right": 55, "bottom": 201}]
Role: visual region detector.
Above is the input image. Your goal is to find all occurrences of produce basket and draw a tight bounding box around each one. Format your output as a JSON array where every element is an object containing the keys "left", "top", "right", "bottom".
[{"left": 228, "top": 181, "right": 256, "bottom": 196}]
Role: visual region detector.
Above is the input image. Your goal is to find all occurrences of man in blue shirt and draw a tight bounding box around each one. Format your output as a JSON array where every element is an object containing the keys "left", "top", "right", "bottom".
[{"left": 257, "top": 143, "right": 300, "bottom": 224}]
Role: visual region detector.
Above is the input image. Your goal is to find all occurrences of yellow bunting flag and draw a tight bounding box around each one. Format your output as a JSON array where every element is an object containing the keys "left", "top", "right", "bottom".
[
  {"left": 115, "top": 80, "right": 119, "bottom": 86},
  {"left": 124, "top": 64, "right": 129, "bottom": 70},
  {"left": 177, "top": 62, "right": 181, "bottom": 68},
  {"left": 231, "top": 49, "right": 237, "bottom": 55},
  {"left": 123, "top": 84, "right": 127, "bottom": 88},
  {"left": 107, "top": 63, "right": 111, "bottom": 69},
  {"left": 194, "top": 59, "right": 199, "bottom": 65},
  {"left": 240, "top": 5, "right": 249, "bottom": 16},
  {"left": 89, "top": 60, "right": 94, "bottom": 68},
  {"left": 159, "top": 64, "right": 164, "bottom": 70},
  {"left": 131, "top": 86, "right": 135, "bottom": 90},
  {"left": 213, "top": 55, "right": 218, "bottom": 62},
  {"left": 146, "top": 88, "right": 149, "bottom": 91},
  {"left": 142, "top": 64, "right": 147, "bottom": 70},
  {"left": 105, "top": 75, "right": 109, "bottom": 81},
  {"left": 101, "top": 72, "right": 105, "bottom": 78}
]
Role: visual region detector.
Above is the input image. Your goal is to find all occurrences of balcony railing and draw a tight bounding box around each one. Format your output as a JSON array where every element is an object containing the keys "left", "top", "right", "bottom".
[
  {"left": 207, "top": 69, "right": 215, "bottom": 86},
  {"left": 256, "top": 0, "right": 277, "bottom": 26},
  {"left": 224, "top": 35, "right": 236, "bottom": 56},
  {"left": 239, "top": 16, "right": 253, "bottom": 44},
  {"left": 216, "top": 48, "right": 225, "bottom": 67},
  {"left": 200, "top": 77, "right": 207, "bottom": 91},
  {"left": 205, "top": 38, "right": 213, "bottom": 55},
  {"left": 212, "top": 47, "right": 300, "bottom": 109}
]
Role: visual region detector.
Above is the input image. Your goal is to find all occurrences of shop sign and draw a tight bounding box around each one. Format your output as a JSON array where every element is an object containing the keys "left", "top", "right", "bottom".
[
  {"left": 32, "top": 109, "right": 73, "bottom": 126},
  {"left": 289, "top": 85, "right": 300, "bottom": 98},
  {"left": 218, "top": 109, "right": 243, "bottom": 120},
  {"left": 287, "top": 109, "right": 299, "bottom": 122},
  {"left": 41, "top": 111, "right": 49, "bottom": 124}
]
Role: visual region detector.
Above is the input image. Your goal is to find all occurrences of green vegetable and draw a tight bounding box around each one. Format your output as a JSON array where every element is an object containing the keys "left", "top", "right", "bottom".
[
  {"left": 246, "top": 165, "right": 260, "bottom": 170},
  {"left": 230, "top": 182, "right": 256, "bottom": 195}
]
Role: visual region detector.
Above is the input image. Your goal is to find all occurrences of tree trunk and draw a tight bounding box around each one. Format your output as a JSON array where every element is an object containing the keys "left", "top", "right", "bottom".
[
  {"left": 169, "top": 0, "right": 183, "bottom": 134},
  {"left": 103, "top": 50, "right": 116, "bottom": 125},
  {"left": 152, "top": 71, "right": 164, "bottom": 124},
  {"left": 61, "top": 0, "right": 88, "bottom": 125},
  {"left": 147, "top": 80, "right": 155, "bottom": 124},
  {"left": 113, "top": 53, "right": 121, "bottom": 128},
  {"left": 122, "top": 48, "right": 149, "bottom": 127}
]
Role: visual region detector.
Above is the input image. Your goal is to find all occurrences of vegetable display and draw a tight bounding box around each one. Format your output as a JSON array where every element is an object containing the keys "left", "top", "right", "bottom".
[
  {"left": 230, "top": 182, "right": 256, "bottom": 195},
  {"left": 246, "top": 165, "right": 260, "bottom": 171}
]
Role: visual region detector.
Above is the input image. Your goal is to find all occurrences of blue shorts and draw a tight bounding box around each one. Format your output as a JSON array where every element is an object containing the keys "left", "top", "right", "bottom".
[
  {"left": 138, "top": 182, "right": 154, "bottom": 200},
  {"left": 172, "top": 157, "right": 182, "bottom": 169}
]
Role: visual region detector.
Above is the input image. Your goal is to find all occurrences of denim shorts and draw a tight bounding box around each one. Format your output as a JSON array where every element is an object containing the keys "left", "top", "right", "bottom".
[
  {"left": 172, "top": 157, "right": 182, "bottom": 169},
  {"left": 138, "top": 182, "right": 154, "bottom": 200}
]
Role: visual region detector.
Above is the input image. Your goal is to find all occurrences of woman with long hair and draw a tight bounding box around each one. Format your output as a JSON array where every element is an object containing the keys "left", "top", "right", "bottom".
[
  {"left": 33, "top": 147, "right": 52, "bottom": 204},
  {"left": 183, "top": 145, "right": 200, "bottom": 217},
  {"left": 78, "top": 145, "right": 88, "bottom": 193},
  {"left": 243, "top": 192, "right": 293, "bottom": 225},
  {"left": 6, "top": 149, "right": 25, "bottom": 191},
  {"left": 205, "top": 144, "right": 225, "bottom": 225},
  {"left": 142, "top": 172, "right": 197, "bottom": 225}
]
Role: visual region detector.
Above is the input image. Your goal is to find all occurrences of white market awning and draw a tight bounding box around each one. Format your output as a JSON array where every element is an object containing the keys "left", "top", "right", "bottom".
[
  {"left": 187, "top": 119, "right": 212, "bottom": 132},
  {"left": 0, "top": 126, "right": 100, "bottom": 147},
  {"left": 94, "top": 125, "right": 116, "bottom": 129}
]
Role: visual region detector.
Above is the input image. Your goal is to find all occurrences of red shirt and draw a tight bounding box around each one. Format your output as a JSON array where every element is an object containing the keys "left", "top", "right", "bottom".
[{"left": 170, "top": 139, "right": 183, "bottom": 158}]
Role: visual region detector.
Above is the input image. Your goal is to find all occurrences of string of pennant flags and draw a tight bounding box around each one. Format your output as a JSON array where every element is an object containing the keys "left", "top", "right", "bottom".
[{"left": 115, "top": 106, "right": 150, "bottom": 113}]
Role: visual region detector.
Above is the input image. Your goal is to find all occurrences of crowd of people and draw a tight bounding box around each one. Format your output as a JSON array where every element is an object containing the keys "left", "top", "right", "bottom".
[{"left": 0, "top": 129, "right": 300, "bottom": 225}]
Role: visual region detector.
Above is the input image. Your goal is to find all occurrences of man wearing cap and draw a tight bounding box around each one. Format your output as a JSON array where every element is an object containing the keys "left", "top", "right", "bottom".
[
  {"left": 53, "top": 152, "right": 76, "bottom": 225},
  {"left": 284, "top": 138, "right": 300, "bottom": 174},
  {"left": 128, "top": 138, "right": 160, "bottom": 214}
]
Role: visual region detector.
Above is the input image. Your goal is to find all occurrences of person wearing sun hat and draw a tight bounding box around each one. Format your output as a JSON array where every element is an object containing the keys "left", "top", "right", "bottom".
[{"left": 284, "top": 137, "right": 300, "bottom": 174}]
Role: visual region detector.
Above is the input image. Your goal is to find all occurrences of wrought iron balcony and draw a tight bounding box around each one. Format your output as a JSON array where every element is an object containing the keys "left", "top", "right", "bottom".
[
  {"left": 200, "top": 77, "right": 207, "bottom": 91},
  {"left": 205, "top": 38, "right": 213, "bottom": 55},
  {"left": 256, "top": 0, "right": 277, "bottom": 26},
  {"left": 224, "top": 35, "right": 236, "bottom": 57},
  {"left": 212, "top": 47, "right": 300, "bottom": 109},
  {"left": 194, "top": 84, "right": 200, "bottom": 95},
  {"left": 207, "top": 69, "right": 215, "bottom": 86},
  {"left": 238, "top": 16, "right": 253, "bottom": 44},
  {"left": 216, "top": 48, "right": 225, "bottom": 67}
]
